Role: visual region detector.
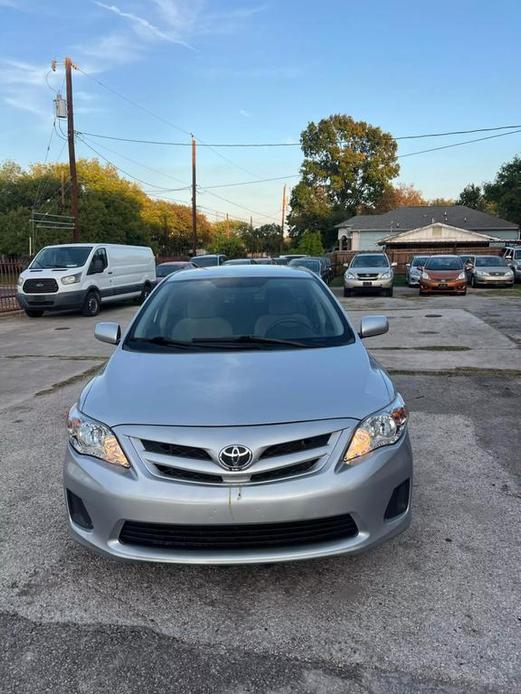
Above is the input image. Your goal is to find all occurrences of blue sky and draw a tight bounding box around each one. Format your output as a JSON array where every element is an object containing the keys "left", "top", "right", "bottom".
[{"left": 1, "top": 0, "right": 520, "bottom": 225}]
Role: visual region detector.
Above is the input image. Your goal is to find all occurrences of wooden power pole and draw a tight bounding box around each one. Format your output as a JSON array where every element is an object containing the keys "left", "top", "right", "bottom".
[
  {"left": 65, "top": 57, "right": 79, "bottom": 242},
  {"left": 191, "top": 136, "right": 197, "bottom": 256},
  {"left": 280, "top": 184, "right": 287, "bottom": 253}
]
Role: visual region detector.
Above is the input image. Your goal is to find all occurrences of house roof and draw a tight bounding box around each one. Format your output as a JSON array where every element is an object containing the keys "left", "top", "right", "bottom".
[
  {"left": 336, "top": 205, "right": 519, "bottom": 232},
  {"left": 378, "top": 222, "right": 501, "bottom": 245}
]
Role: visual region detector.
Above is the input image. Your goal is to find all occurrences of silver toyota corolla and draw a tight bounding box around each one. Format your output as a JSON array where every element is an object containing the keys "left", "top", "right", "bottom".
[{"left": 64, "top": 265, "right": 413, "bottom": 564}]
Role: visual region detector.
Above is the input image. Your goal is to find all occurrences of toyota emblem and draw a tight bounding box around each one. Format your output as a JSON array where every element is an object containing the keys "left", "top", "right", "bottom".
[{"left": 218, "top": 445, "right": 253, "bottom": 471}]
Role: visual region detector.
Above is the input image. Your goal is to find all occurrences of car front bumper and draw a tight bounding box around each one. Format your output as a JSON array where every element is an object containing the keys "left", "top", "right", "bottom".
[
  {"left": 63, "top": 433, "right": 413, "bottom": 565},
  {"left": 420, "top": 279, "right": 467, "bottom": 293},
  {"left": 344, "top": 277, "right": 393, "bottom": 290},
  {"left": 472, "top": 275, "right": 514, "bottom": 287},
  {"left": 16, "top": 289, "right": 86, "bottom": 312}
]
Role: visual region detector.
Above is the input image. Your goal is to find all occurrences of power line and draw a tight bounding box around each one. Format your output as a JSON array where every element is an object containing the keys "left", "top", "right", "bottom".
[
  {"left": 77, "top": 135, "right": 188, "bottom": 192},
  {"left": 200, "top": 174, "right": 299, "bottom": 189},
  {"left": 198, "top": 187, "right": 280, "bottom": 223},
  {"left": 396, "top": 124, "right": 521, "bottom": 140},
  {"left": 75, "top": 66, "right": 263, "bottom": 180},
  {"left": 398, "top": 127, "right": 521, "bottom": 158},
  {"left": 78, "top": 133, "right": 190, "bottom": 188},
  {"left": 75, "top": 123, "right": 521, "bottom": 148}
]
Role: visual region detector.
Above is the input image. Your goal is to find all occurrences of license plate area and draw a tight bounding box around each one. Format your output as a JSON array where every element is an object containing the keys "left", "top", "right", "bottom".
[
  {"left": 438, "top": 283, "right": 448, "bottom": 289},
  {"left": 363, "top": 281, "right": 372, "bottom": 287}
]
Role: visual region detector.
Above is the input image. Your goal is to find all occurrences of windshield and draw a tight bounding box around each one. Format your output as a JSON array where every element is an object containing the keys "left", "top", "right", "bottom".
[
  {"left": 30, "top": 246, "right": 93, "bottom": 269},
  {"left": 350, "top": 255, "right": 389, "bottom": 268},
  {"left": 156, "top": 263, "right": 187, "bottom": 277},
  {"left": 193, "top": 256, "right": 219, "bottom": 267},
  {"left": 412, "top": 256, "right": 429, "bottom": 267},
  {"left": 425, "top": 257, "right": 463, "bottom": 271},
  {"left": 223, "top": 259, "right": 254, "bottom": 265},
  {"left": 125, "top": 276, "right": 353, "bottom": 352},
  {"left": 475, "top": 256, "right": 506, "bottom": 267},
  {"left": 289, "top": 259, "right": 321, "bottom": 272}
]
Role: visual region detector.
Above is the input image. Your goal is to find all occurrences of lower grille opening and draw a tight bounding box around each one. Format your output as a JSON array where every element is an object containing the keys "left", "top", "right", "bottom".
[
  {"left": 66, "top": 489, "right": 93, "bottom": 530},
  {"left": 384, "top": 479, "right": 410, "bottom": 520},
  {"left": 119, "top": 514, "right": 358, "bottom": 551}
]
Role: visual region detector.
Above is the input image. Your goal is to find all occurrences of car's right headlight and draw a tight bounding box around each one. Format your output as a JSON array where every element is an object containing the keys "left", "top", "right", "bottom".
[
  {"left": 67, "top": 404, "right": 130, "bottom": 468},
  {"left": 344, "top": 394, "right": 408, "bottom": 464},
  {"left": 61, "top": 273, "right": 81, "bottom": 285}
]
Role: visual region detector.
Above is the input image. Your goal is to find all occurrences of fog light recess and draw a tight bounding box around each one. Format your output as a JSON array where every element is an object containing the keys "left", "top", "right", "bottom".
[
  {"left": 384, "top": 479, "right": 410, "bottom": 520},
  {"left": 66, "top": 489, "right": 93, "bottom": 530}
]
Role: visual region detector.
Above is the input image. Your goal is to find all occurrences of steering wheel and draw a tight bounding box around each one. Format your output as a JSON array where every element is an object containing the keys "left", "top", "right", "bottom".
[{"left": 265, "top": 318, "right": 314, "bottom": 339}]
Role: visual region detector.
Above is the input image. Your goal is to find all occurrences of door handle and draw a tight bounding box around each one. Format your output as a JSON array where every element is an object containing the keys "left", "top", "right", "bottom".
[{"left": 108, "top": 271, "right": 113, "bottom": 274}]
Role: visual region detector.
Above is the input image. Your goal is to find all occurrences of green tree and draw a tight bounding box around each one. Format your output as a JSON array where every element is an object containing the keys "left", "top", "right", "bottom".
[
  {"left": 297, "top": 230, "right": 324, "bottom": 256},
  {"left": 207, "top": 230, "right": 245, "bottom": 258},
  {"left": 288, "top": 115, "right": 399, "bottom": 247},
  {"left": 483, "top": 156, "right": 521, "bottom": 227},
  {"left": 456, "top": 184, "right": 486, "bottom": 210}
]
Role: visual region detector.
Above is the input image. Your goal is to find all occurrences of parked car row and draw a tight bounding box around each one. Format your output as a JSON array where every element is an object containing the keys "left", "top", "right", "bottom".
[{"left": 406, "top": 253, "right": 515, "bottom": 292}]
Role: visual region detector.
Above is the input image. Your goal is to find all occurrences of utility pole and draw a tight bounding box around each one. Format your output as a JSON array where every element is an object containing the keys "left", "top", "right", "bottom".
[
  {"left": 280, "top": 184, "right": 287, "bottom": 253},
  {"left": 191, "top": 136, "right": 197, "bottom": 256},
  {"left": 60, "top": 171, "right": 65, "bottom": 212},
  {"left": 64, "top": 57, "right": 80, "bottom": 242}
]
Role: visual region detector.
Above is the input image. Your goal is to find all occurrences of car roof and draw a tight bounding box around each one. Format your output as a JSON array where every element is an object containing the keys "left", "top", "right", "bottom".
[
  {"left": 158, "top": 261, "right": 189, "bottom": 266},
  {"left": 163, "top": 264, "right": 313, "bottom": 283}
]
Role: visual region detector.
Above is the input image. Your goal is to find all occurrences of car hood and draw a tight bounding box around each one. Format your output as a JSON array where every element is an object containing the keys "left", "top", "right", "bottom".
[
  {"left": 475, "top": 266, "right": 509, "bottom": 273},
  {"left": 81, "top": 342, "right": 394, "bottom": 427}
]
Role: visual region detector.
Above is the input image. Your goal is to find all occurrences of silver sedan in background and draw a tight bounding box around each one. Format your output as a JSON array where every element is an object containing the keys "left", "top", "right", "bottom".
[
  {"left": 466, "top": 255, "right": 514, "bottom": 288},
  {"left": 64, "top": 266, "right": 412, "bottom": 565},
  {"left": 405, "top": 256, "right": 430, "bottom": 287}
]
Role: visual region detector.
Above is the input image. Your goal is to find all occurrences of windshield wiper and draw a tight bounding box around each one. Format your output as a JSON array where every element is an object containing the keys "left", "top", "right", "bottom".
[
  {"left": 126, "top": 336, "right": 207, "bottom": 350},
  {"left": 190, "top": 335, "right": 313, "bottom": 348}
]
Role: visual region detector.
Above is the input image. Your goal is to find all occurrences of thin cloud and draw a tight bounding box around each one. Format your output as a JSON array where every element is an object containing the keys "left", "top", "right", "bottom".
[{"left": 239, "top": 109, "right": 252, "bottom": 118}]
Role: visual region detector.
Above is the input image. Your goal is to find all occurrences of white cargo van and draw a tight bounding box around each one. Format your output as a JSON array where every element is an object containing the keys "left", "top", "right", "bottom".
[{"left": 16, "top": 243, "right": 156, "bottom": 317}]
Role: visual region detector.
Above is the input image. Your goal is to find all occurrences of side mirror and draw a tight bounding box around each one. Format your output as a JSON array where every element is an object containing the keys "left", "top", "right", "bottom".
[
  {"left": 391, "top": 262, "right": 397, "bottom": 268},
  {"left": 359, "top": 315, "right": 389, "bottom": 339},
  {"left": 343, "top": 263, "right": 349, "bottom": 268},
  {"left": 95, "top": 322, "right": 121, "bottom": 345}
]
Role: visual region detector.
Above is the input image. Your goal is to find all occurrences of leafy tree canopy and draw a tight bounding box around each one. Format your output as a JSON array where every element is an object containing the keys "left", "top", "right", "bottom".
[
  {"left": 297, "top": 230, "right": 324, "bottom": 256},
  {"left": 288, "top": 115, "right": 399, "bottom": 248},
  {"left": 483, "top": 156, "right": 521, "bottom": 227}
]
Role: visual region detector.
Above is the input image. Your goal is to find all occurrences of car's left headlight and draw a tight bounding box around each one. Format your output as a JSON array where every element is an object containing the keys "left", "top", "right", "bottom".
[
  {"left": 457, "top": 272, "right": 466, "bottom": 280},
  {"left": 345, "top": 272, "right": 355, "bottom": 279},
  {"left": 380, "top": 272, "right": 391, "bottom": 279},
  {"left": 344, "top": 394, "right": 408, "bottom": 464},
  {"left": 61, "top": 273, "right": 82, "bottom": 285},
  {"left": 67, "top": 404, "right": 130, "bottom": 468},
  {"left": 17, "top": 275, "right": 24, "bottom": 287}
]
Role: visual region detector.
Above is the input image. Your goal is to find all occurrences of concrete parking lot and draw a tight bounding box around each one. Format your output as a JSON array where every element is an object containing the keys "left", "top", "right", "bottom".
[{"left": 1, "top": 287, "right": 520, "bottom": 693}]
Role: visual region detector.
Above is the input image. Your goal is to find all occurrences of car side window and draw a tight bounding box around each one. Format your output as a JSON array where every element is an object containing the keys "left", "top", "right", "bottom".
[{"left": 88, "top": 248, "right": 108, "bottom": 275}]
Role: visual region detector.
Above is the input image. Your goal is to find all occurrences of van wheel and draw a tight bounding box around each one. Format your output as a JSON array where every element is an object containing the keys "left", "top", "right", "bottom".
[
  {"left": 82, "top": 290, "right": 100, "bottom": 317},
  {"left": 136, "top": 282, "right": 152, "bottom": 304},
  {"left": 25, "top": 309, "right": 44, "bottom": 317}
]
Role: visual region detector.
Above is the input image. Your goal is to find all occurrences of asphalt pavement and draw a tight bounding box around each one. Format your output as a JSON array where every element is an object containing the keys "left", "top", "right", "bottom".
[{"left": 1, "top": 287, "right": 520, "bottom": 693}]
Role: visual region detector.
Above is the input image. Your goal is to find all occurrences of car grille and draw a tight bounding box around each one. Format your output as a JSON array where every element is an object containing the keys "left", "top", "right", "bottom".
[
  {"left": 490, "top": 272, "right": 505, "bottom": 277},
  {"left": 23, "top": 278, "right": 59, "bottom": 294},
  {"left": 119, "top": 514, "right": 358, "bottom": 550},
  {"left": 356, "top": 273, "right": 379, "bottom": 280},
  {"left": 137, "top": 430, "right": 335, "bottom": 485}
]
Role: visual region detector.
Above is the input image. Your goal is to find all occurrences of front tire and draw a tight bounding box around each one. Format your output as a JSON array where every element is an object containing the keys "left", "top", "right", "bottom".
[
  {"left": 471, "top": 275, "right": 477, "bottom": 288},
  {"left": 137, "top": 282, "right": 152, "bottom": 304},
  {"left": 82, "top": 290, "right": 100, "bottom": 317},
  {"left": 384, "top": 287, "right": 393, "bottom": 297},
  {"left": 343, "top": 287, "right": 351, "bottom": 297},
  {"left": 25, "top": 309, "right": 44, "bottom": 318}
]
